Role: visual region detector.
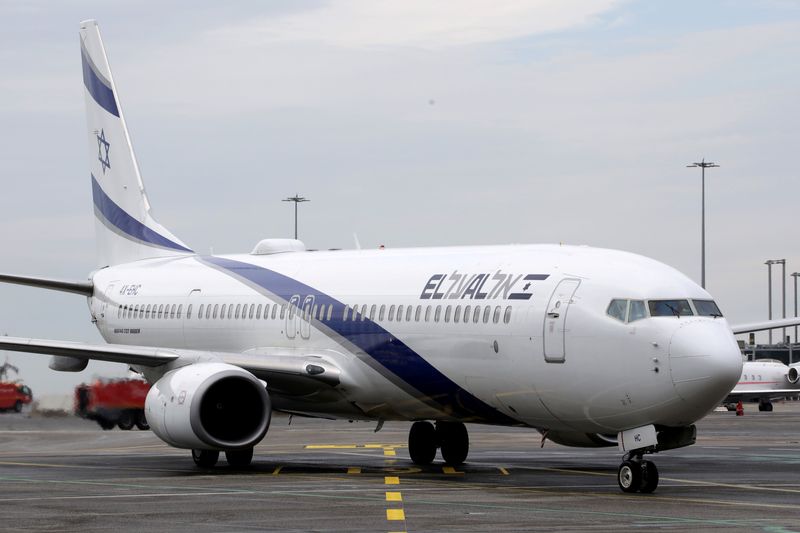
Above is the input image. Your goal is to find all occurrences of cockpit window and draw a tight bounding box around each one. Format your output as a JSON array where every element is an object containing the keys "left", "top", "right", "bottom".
[
  {"left": 628, "top": 300, "right": 647, "bottom": 322},
  {"left": 648, "top": 299, "right": 693, "bottom": 317},
  {"left": 693, "top": 299, "right": 723, "bottom": 317},
  {"left": 607, "top": 299, "right": 628, "bottom": 322}
]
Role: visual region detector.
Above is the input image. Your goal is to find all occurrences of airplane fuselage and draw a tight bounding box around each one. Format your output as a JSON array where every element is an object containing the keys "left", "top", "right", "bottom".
[{"left": 89, "top": 243, "right": 741, "bottom": 435}]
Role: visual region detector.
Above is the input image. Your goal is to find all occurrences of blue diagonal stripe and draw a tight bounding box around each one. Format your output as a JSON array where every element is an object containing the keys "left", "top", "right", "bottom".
[
  {"left": 203, "top": 255, "right": 519, "bottom": 425},
  {"left": 92, "top": 175, "right": 193, "bottom": 253},
  {"left": 81, "top": 47, "right": 119, "bottom": 117}
]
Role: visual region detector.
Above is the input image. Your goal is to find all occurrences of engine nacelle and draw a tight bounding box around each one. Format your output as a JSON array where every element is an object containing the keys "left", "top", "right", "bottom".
[
  {"left": 145, "top": 362, "right": 271, "bottom": 450},
  {"left": 542, "top": 430, "right": 617, "bottom": 448},
  {"left": 788, "top": 366, "right": 799, "bottom": 384}
]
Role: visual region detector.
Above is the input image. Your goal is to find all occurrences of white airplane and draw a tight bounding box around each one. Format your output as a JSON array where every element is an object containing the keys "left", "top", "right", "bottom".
[
  {"left": 724, "top": 359, "right": 800, "bottom": 411},
  {"left": 0, "top": 21, "right": 744, "bottom": 494}
]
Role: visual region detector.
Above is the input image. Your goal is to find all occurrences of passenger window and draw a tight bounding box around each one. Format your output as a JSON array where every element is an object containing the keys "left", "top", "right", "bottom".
[
  {"left": 369, "top": 305, "right": 377, "bottom": 320},
  {"left": 606, "top": 299, "right": 628, "bottom": 322},
  {"left": 434, "top": 305, "right": 442, "bottom": 323},
  {"left": 143, "top": 304, "right": 149, "bottom": 319},
  {"left": 463, "top": 305, "right": 471, "bottom": 323},
  {"left": 361, "top": 305, "right": 368, "bottom": 321},
  {"left": 343, "top": 305, "right": 350, "bottom": 321},
  {"left": 454, "top": 305, "right": 461, "bottom": 323},
  {"left": 234, "top": 304, "right": 241, "bottom": 319},
  {"left": 425, "top": 305, "right": 432, "bottom": 322},
  {"left": 693, "top": 299, "right": 723, "bottom": 317},
  {"left": 397, "top": 305, "right": 404, "bottom": 322},
  {"left": 221, "top": 304, "right": 227, "bottom": 318},
  {"left": 248, "top": 304, "right": 254, "bottom": 319},
  {"left": 326, "top": 305, "right": 332, "bottom": 321},
  {"left": 187, "top": 304, "right": 193, "bottom": 319},
  {"left": 198, "top": 304, "right": 204, "bottom": 319},
  {"left": 177, "top": 305, "right": 183, "bottom": 319},
  {"left": 493, "top": 306, "right": 501, "bottom": 324},
  {"left": 406, "top": 306, "right": 412, "bottom": 322},
  {"left": 444, "top": 306, "right": 451, "bottom": 323},
  {"left": 171, "top": 304, "right": 177, "bottom": 319},
  {"left": 415, "top": 305, "right": 421, "bottom": 322},
  {"left": 504, "top": 306, "right": 512, "bottom": 324},
  {"left": 158, "top": 304, "right": 164, "bottom": 319},
  {"left": 311, "top": 304, "right": 318, "bottom": 320},
  {"left": 256, "top": 304, "right": 262, "bottom": 319},
  {"left": 473, "top": 306, "right": 481, "bottom": 323},
  {"left": 205, "top": 304, "right": 212, "bottom": 319},
  {"left": 263, "top": 304, "right": 270, "bottom": 319},
  {"left": 483, "top": 306, "right": 491, "bottom": 324},
  {"left": 628, "top": 300, "right": 646, "bottom": 322},
  {"left": 226, "top": 305, "right": 232, "bottom": 319},
  {"left": 275, "top": 305, "right": 281, "bottom": 319},
  {"left": 117, "top": 305, "right": 122, "bottom": 319},
  {"left": 388, "top": 305, "right": 395, "bottom": 321},
  {"left": 648, "top": 299, "right": 693, "bottom": 317}
]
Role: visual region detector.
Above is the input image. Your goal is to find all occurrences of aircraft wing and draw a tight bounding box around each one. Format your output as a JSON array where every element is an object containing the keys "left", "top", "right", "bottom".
[
  {"left": 0, "top": 335, "right": 341, "bottom": 389},
  {"left": 731, "top": 317, "right": 800, "bottom": 335}
]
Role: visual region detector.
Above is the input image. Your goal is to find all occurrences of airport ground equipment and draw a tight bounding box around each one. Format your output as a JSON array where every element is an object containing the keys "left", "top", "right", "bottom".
[
  {"left": 0, "top": 382, "right": 32, "bottom": 412},
  {"left": 74, "top": 378, "right": 150, "bottom": 430}
]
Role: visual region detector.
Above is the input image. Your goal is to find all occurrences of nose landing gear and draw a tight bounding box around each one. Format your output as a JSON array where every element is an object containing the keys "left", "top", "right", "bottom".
[{"left": 617, "top": 453, "right": 659, "bottom": 494}]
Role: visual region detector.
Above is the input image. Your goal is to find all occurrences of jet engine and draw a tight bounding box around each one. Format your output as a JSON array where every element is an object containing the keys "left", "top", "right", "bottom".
[
  {"left": 788, "top": 366, "right": 799, "bottom": 385},
  {"left": 542, "top": 430, "right": 617, "bottom": 448},
  {"left": 145, "top": 362, "right": 271, "bottom": 450}
]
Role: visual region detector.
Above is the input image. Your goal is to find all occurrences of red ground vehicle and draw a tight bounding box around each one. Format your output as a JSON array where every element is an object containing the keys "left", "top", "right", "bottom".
[
  {"left": 74, "top": 378, "right": 150, "bottom": 430},
  {"left": 0, "top": 382, "right": 32, "bottom": 412}
]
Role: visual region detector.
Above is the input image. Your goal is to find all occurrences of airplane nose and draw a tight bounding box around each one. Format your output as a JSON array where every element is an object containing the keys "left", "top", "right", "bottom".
[{"left": 668, "top": 321, "right": 742, "bottom": 410}]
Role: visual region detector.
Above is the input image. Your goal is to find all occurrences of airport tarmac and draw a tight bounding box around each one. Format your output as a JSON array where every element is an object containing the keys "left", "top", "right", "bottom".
[{"left": 0, "top": 403, "right": 798, "bottom": 532}]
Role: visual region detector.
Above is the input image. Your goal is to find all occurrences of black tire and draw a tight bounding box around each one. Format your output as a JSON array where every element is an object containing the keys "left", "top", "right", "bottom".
[
  {"left": 639, "top": 460, "right": 659, "bottom": 494},
  {"left": 98, "top": 418, "right": 115, "bottom": 430},
  {"left": 408, "top": 421, "right": 437, "bottom": 465},
  {"left": 226, "top": 448, "right": 254, "bottom": 468},
  {"left": 117, "top": 411, "right": 134, "bottom": 430},
  {"left": 758, "top": 402, "right": 773, "bottom": 412},
  {"left": 13, "top": 401, "right": 22, "bottom": 413},
  {"left": 618, "top": 460, "right": 641, "bottom": 493},
  {"left": 192, "top": 449, "right": 219, "bottom": 468},
  {"left": 438, "top": 421, "right": 469, "bottom": 465},
  {"left": 135, "top": 410, "right": 149, "bottom": 430}
]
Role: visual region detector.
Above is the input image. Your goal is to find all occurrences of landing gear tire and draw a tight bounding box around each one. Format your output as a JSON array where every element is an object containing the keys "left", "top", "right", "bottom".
[
  {"left": 192, "top": 449, "right": 219, "bottom": 468},
  {"left": 135, "top": 411, "right": 149, "bottom": 430},
  {"left": 226, "top": 448, "right": 254, "bottom": 468},
  {"left": 98, "top": 418, "right": 115, "bottom": 430},
  {"left": 437, "top": 421, "right": 469, "bottom": 465},
  {"left": 639, "top": 460, "right": 659, "bottom": 494},
  {"left": 408, "top": 421, "right": 437, "bottom": 465},
  {"left": 617, "top": 460, "right": 642, "bottom": 493},
  {"left": 13, "top": 401, "right": 22, "bottom": 413},
  {"left": 117, "top": 411, "right": 134, "bottom": 430},
  {"left": 758, "top": 401, "right": 773, "bottom": 412}
]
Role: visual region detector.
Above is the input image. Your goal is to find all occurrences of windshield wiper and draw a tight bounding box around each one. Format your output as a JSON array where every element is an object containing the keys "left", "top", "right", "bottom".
[{"left": 665, "top": 304, "right": 681, "bottom": 317}]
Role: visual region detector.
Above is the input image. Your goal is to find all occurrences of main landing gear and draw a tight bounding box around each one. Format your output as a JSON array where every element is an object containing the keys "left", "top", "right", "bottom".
[
  {"left": 408, "top": 421, "right": 469, "bottom": 465},
  {"left": 617, "top": 452, "right": 659, "bottom": 494},
  {"left": 191, "top": 448, "right": 254, "bottom": 468}
]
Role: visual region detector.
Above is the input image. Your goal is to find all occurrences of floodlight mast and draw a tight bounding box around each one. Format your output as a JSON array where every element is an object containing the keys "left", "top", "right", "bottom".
[
  {"left": 686, "top": 159, "right": 719, "bottom": 289},
  {"left": 282, "top": 194, "right": 310, "bottom": 240}
]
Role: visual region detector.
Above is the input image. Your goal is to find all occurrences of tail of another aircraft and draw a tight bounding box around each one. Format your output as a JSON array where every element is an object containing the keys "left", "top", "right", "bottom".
[{"left": 80, "top": 20, "right": 193, "bottom": 267}]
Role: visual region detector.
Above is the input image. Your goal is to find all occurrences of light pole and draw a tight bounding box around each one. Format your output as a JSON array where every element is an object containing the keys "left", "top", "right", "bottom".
[
  {"left": 792, "top": 272, "right": 800, "bottom": 343},
  {"left": 282, "top": 194, "right": 310, "bottom": 240},
  {"left": 777, "top": 259, "right": 787, "bottom": 343},
  {"left": 687, "top": 159, "right": 719, "bottom": 289},
  {"left": 766, "top": 260, "right": 774, "bottom": 344}
]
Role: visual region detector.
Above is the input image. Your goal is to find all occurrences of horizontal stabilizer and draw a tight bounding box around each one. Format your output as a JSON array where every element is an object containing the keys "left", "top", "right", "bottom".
[{"left": 0, "top": 273, "right": 93, "bottom": 296}]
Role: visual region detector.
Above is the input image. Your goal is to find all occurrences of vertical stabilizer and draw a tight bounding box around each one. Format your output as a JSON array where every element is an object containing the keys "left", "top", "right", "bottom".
[{"left": 80, "top": 20, "right": 193, "bottom": 267}]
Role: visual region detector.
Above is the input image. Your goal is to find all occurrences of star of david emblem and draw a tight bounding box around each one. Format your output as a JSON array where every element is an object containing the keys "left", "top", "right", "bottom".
[{"left": 97, "top": 129, "right": 111, "bottom": 174}]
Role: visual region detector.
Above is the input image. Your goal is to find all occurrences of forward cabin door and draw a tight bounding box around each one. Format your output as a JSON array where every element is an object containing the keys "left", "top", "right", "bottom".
[{"left": 542, "top": 279, "right": 581, "bottom": 363}]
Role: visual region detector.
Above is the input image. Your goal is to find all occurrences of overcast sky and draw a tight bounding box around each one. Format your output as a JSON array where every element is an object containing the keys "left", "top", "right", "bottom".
[{"left": 1, "top": 1, "right": 799, "bottom": 395}]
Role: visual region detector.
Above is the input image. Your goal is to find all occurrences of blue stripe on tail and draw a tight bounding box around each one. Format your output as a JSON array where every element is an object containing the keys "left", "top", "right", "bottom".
[{"left": 81, "top": 48, "right": 119, "bottom": 117}]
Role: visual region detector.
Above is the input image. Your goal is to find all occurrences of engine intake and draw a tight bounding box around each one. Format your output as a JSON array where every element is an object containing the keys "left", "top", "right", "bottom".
[
  {"left": 146, "top": 363, "right": 271, "bottom": 450},
  {"left": 789, "top": 366, "right": 799, "bottom": 385}
]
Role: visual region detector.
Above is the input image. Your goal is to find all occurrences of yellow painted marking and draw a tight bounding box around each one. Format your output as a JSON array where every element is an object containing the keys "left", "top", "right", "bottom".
[
  {"left": 498, "top": 467, "right": 510, "bottom": 475},
  {"left": 443, "top": 466, "right": 463, "bottom": 475},
  {"left": 272, "top": 466, "right": 282, "bottom": 476},
  {"left": 364, "top": 444, "right": 385, "bottom": 449},
  {"left": 383, "top": 449, "right": 397, "bottom": 456},
  {"left": 347, "top": 467, "right": 361, "bottom": 474},
  {"left": 385, "top": 491, "right": 403, "bottom": 502},
  {"left": 304, "top": 444, "right": 357, "bottom": 449},
  {"left": 386, "top": 509, "right": 406, "bottom": 521},
  {"left": 384, "top": 476, "right": 400, "bottom": 485}
]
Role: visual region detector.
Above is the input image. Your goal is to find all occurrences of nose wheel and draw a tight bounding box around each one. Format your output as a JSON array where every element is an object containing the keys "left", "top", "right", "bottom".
[{"left": 617, "top": 455, "right": 659, "bottom": 493}]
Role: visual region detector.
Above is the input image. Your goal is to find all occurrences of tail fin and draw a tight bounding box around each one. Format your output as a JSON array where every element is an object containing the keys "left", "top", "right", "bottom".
[{"left": 80, "top": 20, "right": 192, "bottom": 267}]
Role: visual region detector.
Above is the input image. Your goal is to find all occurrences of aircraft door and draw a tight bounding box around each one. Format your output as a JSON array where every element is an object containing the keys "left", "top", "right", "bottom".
[
  {"left": 285, "top": 295, "right": 300, "bottom": 339},
  {"left": 543, "top": 279, "right": 581, "bottom": 363},
  {"left": 300, "top": 295, "right": 314, "bottom": 340}
]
